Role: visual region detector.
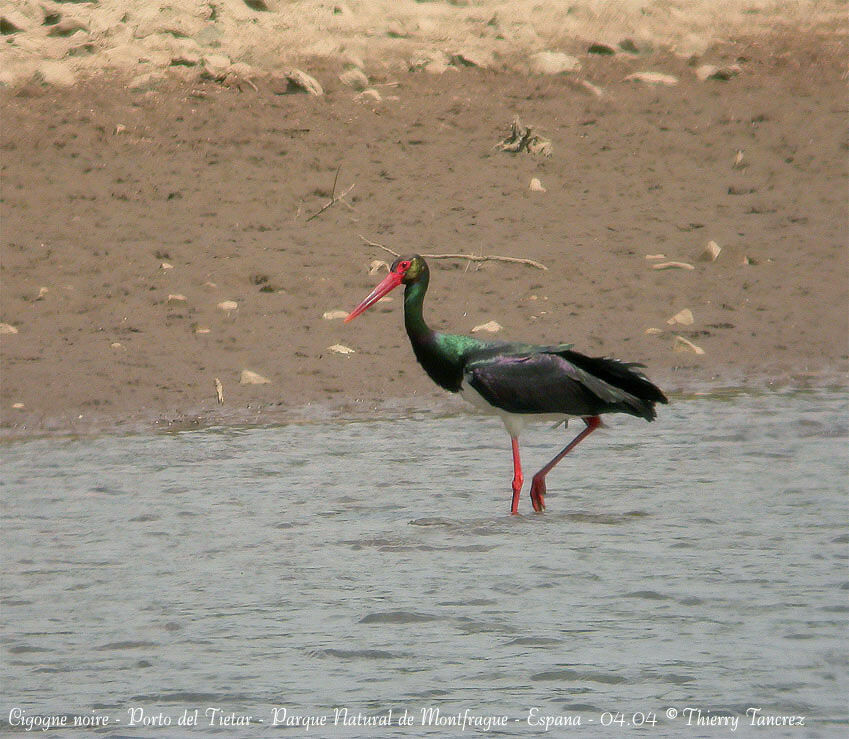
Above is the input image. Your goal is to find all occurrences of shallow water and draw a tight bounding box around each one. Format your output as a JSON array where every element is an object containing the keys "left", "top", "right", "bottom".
[{"left": 1, "top": 390, "right": 847, "bottom": 737}]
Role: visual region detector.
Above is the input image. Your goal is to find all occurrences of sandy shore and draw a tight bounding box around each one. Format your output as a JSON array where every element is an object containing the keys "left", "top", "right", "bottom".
[
  {"left": 1, "top": 16, "right": 847, "bottom": 437},
  {"left": 2, "top": 1, "right": 845, "bottom": 87}
]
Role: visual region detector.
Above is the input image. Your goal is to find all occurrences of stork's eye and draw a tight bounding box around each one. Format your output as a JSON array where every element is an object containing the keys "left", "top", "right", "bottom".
[{"left": 398, "top": 260, "right": 411, "bottom": 271}]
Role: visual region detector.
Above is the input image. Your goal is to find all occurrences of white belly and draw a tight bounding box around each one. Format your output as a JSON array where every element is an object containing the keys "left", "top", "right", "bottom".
[{"left": 459, "top": 380, "right": 574, "bottom": 439}]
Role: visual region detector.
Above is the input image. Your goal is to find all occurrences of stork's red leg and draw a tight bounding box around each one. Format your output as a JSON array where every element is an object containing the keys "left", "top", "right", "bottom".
[
  {"left": 510, "top": 437, "right": 523, "bottom": 515},
  {"left": 530, "top": 416, "right": 602, "bottom": 512}
]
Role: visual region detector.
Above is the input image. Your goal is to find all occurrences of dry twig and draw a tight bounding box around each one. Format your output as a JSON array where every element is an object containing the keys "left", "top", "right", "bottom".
[
  {"left": 495, "top": 116, "right": 553, "bottom": 157},
  {"left": 358, "top": 235, "right": 548, "bottom": 271},
  {"left": 306, "top": 166, "right": 356, "bottom": 222}
]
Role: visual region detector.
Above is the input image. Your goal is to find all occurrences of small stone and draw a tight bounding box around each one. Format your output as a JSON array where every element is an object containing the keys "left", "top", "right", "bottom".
[
  {"left": 652, "top": 261, "right": 695, "bottom": 271},
  {"left": 645, "top": 327, "right": 663, "bottom": 335},
  {"left": 472, "top": 320, "right": 502, "bottom": 334},
  {"left": 716, "top": 66, "right": 741, "bottom": 80},
  {"left": 167, "top": 294, "right": 188, "bottom": 305},
  {"left": 695, "top": 64, "right": 719, "bottom": 81},
  {"left": 529, "top": 51, "right": 581, "bottom": 75},
  {"left": 527, "top": 137, "right": 552, "bottom": 158},
  {"left": 102, "top": 43, "right": 145, "bottom": 70},
  {"left": 696, "top": 64, "right": 740, "bottom": 81},
  {"left": 194, "top": 327, "right": 211, "bottom": 334},
  {"left": 36, "top": 286, "right": 48, "bottom": 300},
  {"left": 0, "top": 323, "right": 19, "bottom": 334},
  {"left": 674, "top": 335, "right": 705, "bottom": 355},
  {"left": 240, "top": 369, "right": 270, "bottom": 385},
  {"left": 322, "top": 310, "right": 349, "bottom": 320},
  {"left": 425, "top": 59, "right": 449, "bottom": 75},
  {"left": 283, "top": 69, "right": 323, "bottom": 95},
  {"left": 110, "top": 342, "right": 123, "bottom": 349},
  {"left": 451, "top": 49, "right": 493, "bottom": 69},
  {"left": 339, "top": 68, "right": 368, "bottom": 90},
  {"left": 625, "top": 71, "right": 678, "bottom": 86},
  {"left": 214, "top": 377, "right": 224, "bottom": 404},
  {"left": 730, "top": 184, "right": 755, "bottom": 195},
  {"left": 565, "top": 78, "right": 605, "bottom": 98},
  {"left": 36, "top": 61, "right": 75, "bottom": 87},
  {"left": 699, "top": 240, "right": 721, "bottom": 262},
  {"left": 160, "top": 262, "right": 174, "bottom": 270},
  {"left": 170, "top": 51, "right": 202, "bottom": 67},
  {"left": 529, "top": 177, "right": 546, "bottom": 192},
  {"left": 12, "top": 402, "right": 24, "bottom": 409},
  {"left": 368, "top": 260, "right": 390, "bottom": 274},
  {"left": 128, "top": 72, "right": 166, "bottom": 92},
  {"left": 203, "top": 281, "right": 217, "bottom": 289},
  {"left": 114, "top": 124, "right": 127, "bottom": 135},
  {"left": 355, "top": 88, "right": 382, "bottom": 103},
  {"left": 645, "top": 254, "right": 666, "bottom": 260},
  {"left": 328, "top": 344, "right": 355, "bottom": 354},
  {"left": 219, "top": 62, "right": 257, "bottom": 90},
  {"left": 618, "top": 38, "right": 643, "bottom": 54},
  {"left": 202, "top": 54, "right": 231, "bottom": 79},
  {"left": 409, "top": 50, "right": 451, "bottom": 74},
  {"left": 733, "top": 150, "right": 745, "bottom": 169},
  {"left": 666, "top": 308, "right": 694, "bottom": 326},
  {"left": 222, "top": 62, "right": 256, "bottom": 89},
  {"left": 217, "top": 300, "right": 238, "bottom": 312}
]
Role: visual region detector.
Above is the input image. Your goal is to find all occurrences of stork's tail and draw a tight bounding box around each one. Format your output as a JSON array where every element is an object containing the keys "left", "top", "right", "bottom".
[{"left": 559, "top": 350, "right": 668, "bottom": 421}]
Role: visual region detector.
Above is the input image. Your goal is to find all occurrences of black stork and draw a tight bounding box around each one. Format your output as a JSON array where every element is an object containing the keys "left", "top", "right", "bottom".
[{"left": 345, "top": 255, "right": 668, "bottom": 515}]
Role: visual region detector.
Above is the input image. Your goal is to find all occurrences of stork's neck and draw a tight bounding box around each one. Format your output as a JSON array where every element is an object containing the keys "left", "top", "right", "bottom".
[
  {"left": 401, "top": 271, "right": 474, "bottom": 393},
  {"left": 403, "top": 272, "right": 432, "bottom": 343}
]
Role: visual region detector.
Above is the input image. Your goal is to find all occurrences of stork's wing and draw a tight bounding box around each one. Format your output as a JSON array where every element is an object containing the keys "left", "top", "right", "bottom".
[{"left": 464, "top": 350, "right": 660, "bottom": 420}]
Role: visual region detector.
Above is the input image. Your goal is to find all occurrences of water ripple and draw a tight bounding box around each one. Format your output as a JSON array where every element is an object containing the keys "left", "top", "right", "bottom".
[{"left": 1, "top": 390, "right": 846, "bottom": 733}]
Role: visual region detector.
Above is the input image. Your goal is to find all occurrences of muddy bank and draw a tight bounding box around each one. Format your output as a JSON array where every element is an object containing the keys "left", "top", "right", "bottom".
[{"left": 1, "top": 35, "right": 847, "bottom": 437}]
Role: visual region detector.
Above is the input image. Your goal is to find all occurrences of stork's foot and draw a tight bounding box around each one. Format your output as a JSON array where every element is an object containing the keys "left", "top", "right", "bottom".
[{"left": 529, "top": 477, "right": 546, "bottom": 513}]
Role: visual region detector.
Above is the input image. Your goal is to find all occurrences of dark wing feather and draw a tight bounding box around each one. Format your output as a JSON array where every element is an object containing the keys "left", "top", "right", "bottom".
[
  {"left": 465, "top": 350, "right": 666, "bottom": 421},
  {"left": 558, "top": 350, "right": 668, "bottom": 407}
]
